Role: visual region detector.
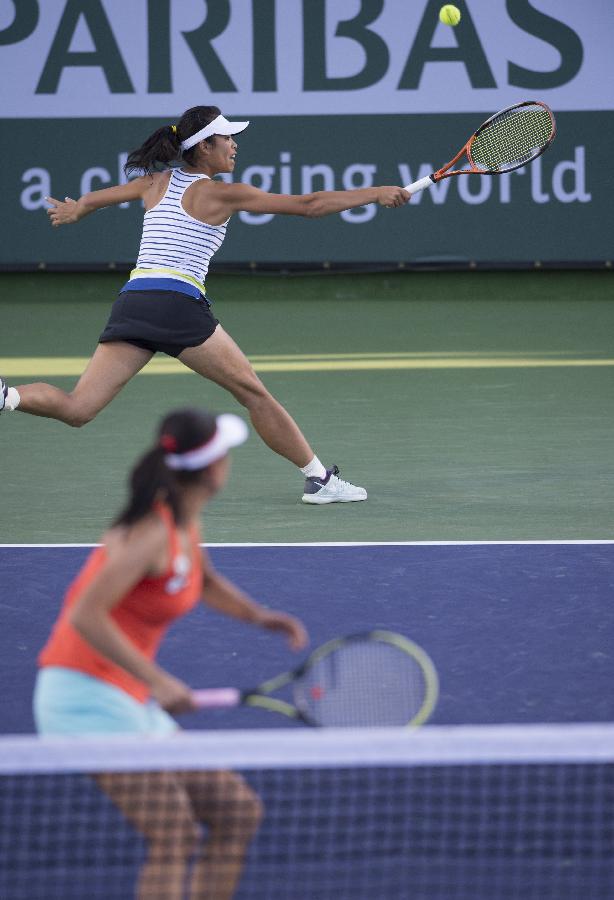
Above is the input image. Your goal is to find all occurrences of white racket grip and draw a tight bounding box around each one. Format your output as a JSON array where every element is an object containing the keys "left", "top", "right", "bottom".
[
  {"left": 404, "top": 175, "right": 434, "bottom": 195},
  {"left": 192, "top": 688, "right": 241, "bottom": 709}
]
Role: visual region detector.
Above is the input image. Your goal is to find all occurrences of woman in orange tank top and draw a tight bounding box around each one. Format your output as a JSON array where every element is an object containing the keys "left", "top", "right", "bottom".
[{"left": 34, "top": 406, "right": 308, "bottom": 900}]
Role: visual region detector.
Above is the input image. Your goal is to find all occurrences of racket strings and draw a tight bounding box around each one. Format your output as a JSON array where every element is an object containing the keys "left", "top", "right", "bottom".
[
  {"left": 470, "top": 104, "right": 553, "bottom": 173},
  {"left": 295, "top": 641, "right": 428, "bottom": 727}
]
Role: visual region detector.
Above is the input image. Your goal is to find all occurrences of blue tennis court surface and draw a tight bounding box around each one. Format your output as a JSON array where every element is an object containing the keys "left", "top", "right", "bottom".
[{"left": 2, "top": 541, "right": 613, "bottom": 734}]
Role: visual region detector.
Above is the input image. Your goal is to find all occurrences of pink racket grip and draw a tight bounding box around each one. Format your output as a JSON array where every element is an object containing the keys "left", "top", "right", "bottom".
[{"left": 192, "top": 688, "right": 242, "bottom": 709}]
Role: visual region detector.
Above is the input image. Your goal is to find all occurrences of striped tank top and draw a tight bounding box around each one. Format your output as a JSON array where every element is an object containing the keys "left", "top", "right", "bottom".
[{"left": 131, "top": 169, "right": 228, "bottom": 297}]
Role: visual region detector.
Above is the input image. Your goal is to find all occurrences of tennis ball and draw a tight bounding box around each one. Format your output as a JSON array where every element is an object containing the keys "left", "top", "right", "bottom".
[{"left": 439, "top": 4, "right": 461, "bottom": 26}]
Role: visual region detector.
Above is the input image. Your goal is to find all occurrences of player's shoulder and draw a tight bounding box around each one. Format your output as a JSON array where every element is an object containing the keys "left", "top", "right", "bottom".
[
  {"left": 126, "top": 170, "right": 172, "bottom": 199},
  {"left": 203, "top": 179, "right": 258, "bottom": 197},
  {"left": 134, "top": 168, "right": 175, "bottom": 186},
  {"left": 198, "top": 177, "right": 234, "bottom": 191},
  {"left": 143, "top": 170, "right": 173, "bottom": 188},
  {"left": 103, "top": 512, "right": 169, "bottom": 557}
]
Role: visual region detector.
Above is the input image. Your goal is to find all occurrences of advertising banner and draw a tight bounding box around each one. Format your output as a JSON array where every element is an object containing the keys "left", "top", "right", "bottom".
[{"left": 1, "top": 0, "right": 611, "bottom": 265}]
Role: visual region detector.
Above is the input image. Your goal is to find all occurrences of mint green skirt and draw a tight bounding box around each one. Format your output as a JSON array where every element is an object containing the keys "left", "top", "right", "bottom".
[{"left": 34, "top": 666, "right": 178, "bottom": 736}]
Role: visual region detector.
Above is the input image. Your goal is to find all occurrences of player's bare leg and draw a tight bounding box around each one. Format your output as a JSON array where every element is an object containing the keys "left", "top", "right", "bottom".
[
  {"left": 96, "top": 771, "right": 199, "bottom": 900},
  {"left": 8, "top": 342, "right": 152, "bottom": 426},
  {"left": 179, "top": 326, "right": 367, "bottom": 502},
  {"left": 179, "top": 326, "right": 313, "bottom": 466},
  {"left": 180, "top": 770, "right": 263, "bottom": 900}
]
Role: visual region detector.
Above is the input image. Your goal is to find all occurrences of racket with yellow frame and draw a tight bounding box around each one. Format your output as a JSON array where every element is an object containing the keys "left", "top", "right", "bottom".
[{"left": 192, "top": 630, "right": 439, "bottom": 728}]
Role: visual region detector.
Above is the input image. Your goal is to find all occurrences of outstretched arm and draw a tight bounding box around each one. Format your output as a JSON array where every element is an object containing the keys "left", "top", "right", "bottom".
[
  {"left": 198, "top": 182, "right": 410, "bottom": 222},
  {"left": 46, "top": 175, "right": 152, "bottom": 226}
]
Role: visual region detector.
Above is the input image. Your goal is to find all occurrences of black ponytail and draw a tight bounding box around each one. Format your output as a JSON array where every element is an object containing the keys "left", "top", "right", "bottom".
[
  {"left": 124, "top": 105, "right": 222, "bottom": 176},
  {"left": 113, "top": 446, "right": 184, "bottom": 527},
  {"left": 124, "top": 125, "right": 181, "bottom": 176},
  {"left": 113, "top": 408, "right": 219, "bottom": 527}
]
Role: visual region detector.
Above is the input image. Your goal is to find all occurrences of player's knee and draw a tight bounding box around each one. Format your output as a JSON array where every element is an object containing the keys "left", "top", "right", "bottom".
[
  {"left": 65, "top": 401, "right": 97, "bottom": 428},
  {"left": 241, "top": 787, "right": 264, "bottom": 838},
  {"left": 66, "top": 411, "right": 95, "bottom": 428},
  {"left": 232, "top": 377, "right": 271, "bottom": 409},
  {"left": 206, "top": 774, "right": 263, "bottom": 843},
  {"left": 176, "top": 820, "right": 202, "bottom": 859},
  {"left": 150, "top": 819, "right": 201, "bottom": 862},
  {"left": 223, "top": 780, "right": 264, "bottom": 842}
]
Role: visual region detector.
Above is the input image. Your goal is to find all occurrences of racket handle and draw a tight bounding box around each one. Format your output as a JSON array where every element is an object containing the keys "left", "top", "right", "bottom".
[
  {"left": 404, "top": 175, "right": 435, "bottom": 195},
  {"left": 192, "top": 688, "right": 241, "bottom": 709}
]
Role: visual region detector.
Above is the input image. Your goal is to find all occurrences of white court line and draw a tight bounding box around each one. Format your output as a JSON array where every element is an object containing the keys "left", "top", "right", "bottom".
[{"left": 1, "top": 541, "right": 613, "bottom": 549}]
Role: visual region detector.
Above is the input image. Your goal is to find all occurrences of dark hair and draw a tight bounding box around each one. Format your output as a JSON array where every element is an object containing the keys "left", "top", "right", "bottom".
[
  {"left": 124, "top": 106, "right": 222, "bottom": 175},
  {"left": 114, "top": 408, "right": 218, "bottom": 527}
]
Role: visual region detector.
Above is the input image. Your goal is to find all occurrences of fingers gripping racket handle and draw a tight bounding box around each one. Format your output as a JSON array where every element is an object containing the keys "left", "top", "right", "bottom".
[
  {"left": 404, "top": 175, "right": 435, "bottom": 195},
  {"left": 192, "top": 688, "right": 242, "bottom": 709}
]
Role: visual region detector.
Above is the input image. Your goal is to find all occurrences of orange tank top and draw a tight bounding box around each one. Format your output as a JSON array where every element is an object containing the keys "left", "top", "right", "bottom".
[{"left": 38, "top": 504, "right": 203, "bottom": 702}]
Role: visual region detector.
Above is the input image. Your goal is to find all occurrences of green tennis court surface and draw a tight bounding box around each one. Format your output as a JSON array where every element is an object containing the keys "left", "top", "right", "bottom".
[{"left": 1, "top": 270, "right": 613, "bottom": 543}]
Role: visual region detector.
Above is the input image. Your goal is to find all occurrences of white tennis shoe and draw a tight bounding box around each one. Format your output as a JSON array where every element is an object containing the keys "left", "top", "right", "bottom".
[
  {"left": 302, "top": 465, "right": 367, "bottom": 504},
  {"left": 0, "top": 377, "right": 7, "bottom": 413}
]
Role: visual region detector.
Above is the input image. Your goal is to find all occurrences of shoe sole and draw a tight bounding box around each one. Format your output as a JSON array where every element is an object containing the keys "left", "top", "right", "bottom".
[{"left": 301, "top": 494, "right": 367, "bottom": 504}]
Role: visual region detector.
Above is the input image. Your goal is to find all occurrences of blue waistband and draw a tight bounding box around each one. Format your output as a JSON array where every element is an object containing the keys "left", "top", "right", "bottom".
[{"left": 120, "top": 277, "right": 204, "bottom": 300}]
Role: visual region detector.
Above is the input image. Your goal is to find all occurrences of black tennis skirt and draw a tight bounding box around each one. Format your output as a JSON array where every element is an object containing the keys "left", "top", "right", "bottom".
[{"left": 99, "top": 289, "right": 219, "bottom": 357}]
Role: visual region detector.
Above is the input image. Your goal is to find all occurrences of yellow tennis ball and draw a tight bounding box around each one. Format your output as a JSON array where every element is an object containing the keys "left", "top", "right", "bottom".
[{"left": 439, "top": 4, "right": 461, "bottom": 26}]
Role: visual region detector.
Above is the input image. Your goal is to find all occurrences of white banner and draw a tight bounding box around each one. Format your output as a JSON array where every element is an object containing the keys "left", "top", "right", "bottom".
[{"left": 0, "top": 0, "right": 611, "bottom": 118}]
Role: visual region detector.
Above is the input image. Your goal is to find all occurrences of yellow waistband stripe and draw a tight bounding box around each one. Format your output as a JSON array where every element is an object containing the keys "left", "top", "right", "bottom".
[{"left": 129, "top": 267, "right": 206, "bottom": 295}]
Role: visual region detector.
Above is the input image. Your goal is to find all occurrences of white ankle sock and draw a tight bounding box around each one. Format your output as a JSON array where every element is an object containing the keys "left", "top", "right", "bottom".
[
  {"left": 4, "top": 387, "right": 20, "bottom": 411},
  {"left": 300, "top": 456, "right": 327, "bottom": 479}
]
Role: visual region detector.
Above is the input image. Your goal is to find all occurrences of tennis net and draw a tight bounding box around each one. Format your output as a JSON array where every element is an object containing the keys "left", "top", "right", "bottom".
[{"left": 1, "top": 724, "right": 613, "bottom": 899}]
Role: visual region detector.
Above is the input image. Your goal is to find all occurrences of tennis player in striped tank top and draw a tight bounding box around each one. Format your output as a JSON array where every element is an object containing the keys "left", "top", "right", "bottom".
[{"left": 1, "top": 106, "right": 411, "bottom": 504}]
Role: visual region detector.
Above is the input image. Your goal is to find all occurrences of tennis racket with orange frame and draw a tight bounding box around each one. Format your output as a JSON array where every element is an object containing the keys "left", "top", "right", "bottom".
[{"left": 404, "top": 100, "right": 556, "bottom": 195}]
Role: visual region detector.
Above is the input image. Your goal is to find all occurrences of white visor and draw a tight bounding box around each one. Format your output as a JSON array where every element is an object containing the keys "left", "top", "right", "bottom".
[
  {"left": 180, "top": 115, "right": 249, "bottom": 152},
  {"left": 164, "top": 414, "right": 249, "bottom": 471}
]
